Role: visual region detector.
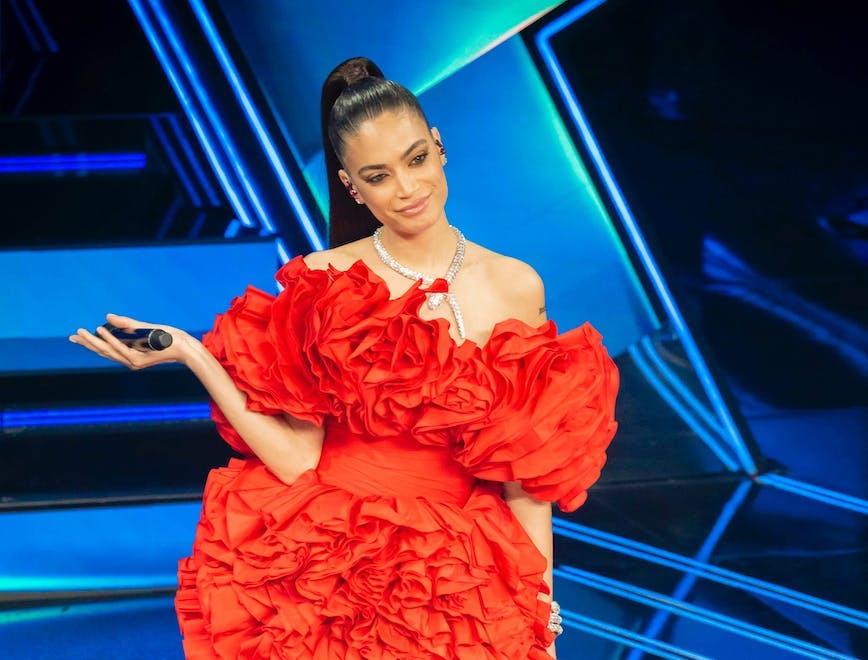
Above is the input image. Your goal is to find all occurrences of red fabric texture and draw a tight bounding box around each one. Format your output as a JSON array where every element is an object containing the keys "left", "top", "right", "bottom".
[{"left": 177, "top": 255, "right": 620, "bottom": 658}]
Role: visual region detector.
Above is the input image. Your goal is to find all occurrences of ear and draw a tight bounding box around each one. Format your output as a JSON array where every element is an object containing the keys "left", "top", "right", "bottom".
[
  {"left": 430, "top": 127, "right": 446, "bottom": 164},
  {"left": 338, "top": 168, "right": 365, "bottom": 205}
]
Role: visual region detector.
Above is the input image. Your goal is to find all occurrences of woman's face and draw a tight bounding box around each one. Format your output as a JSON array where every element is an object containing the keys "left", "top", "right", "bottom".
[{"left": 338, "top": 109, "right": 448, "bottom": 236}]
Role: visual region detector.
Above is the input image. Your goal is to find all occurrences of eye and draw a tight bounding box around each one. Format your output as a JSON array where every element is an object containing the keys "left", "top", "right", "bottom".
[
  {"left": 365, "top": 173, "right": 387, "bottom": 184},
  {"left": 411, "top": 152, "right": 428, "bottom": 165}
]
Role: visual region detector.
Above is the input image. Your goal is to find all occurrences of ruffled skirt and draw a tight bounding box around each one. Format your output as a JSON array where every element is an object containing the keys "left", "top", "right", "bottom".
[{"left": 175, "top": 458, "right": 556, "bottom": 659}]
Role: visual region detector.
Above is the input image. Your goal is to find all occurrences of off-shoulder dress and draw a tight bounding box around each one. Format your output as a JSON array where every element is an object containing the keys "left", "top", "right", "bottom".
[{"left": 175, "top": 255, "right": 620, "bottom": 659}]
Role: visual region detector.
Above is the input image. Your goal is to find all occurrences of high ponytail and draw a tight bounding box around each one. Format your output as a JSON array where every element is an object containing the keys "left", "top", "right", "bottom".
[
  {"left": 321, "top": 57, "right": 383, "bottom": 248},
  {"left": 320, "top": 57, "right": 431, "bottom": 248}
]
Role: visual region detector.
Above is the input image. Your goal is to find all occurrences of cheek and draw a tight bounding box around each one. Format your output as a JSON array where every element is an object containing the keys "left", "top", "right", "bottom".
[
  {"left": 361, "top": 186, "right": 390, "bottom": 208},
  {"left": 434, "top": 169, "right": 448, "bottom": 198}
]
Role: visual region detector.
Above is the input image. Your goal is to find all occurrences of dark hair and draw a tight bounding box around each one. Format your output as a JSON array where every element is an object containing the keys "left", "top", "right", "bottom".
[{"left": 320, "top": 57, "right": 430, "bottom": 247}]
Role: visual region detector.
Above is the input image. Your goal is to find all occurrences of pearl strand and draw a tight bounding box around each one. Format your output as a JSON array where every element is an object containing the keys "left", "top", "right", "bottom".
[{"left": 372, "top": 225, "right": 467, "bottom": 341}]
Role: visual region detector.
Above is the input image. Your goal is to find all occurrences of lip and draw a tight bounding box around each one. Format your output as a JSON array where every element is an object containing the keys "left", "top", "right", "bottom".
[{"left": 397, "top": 194, "right": 430, "bottom": 216}]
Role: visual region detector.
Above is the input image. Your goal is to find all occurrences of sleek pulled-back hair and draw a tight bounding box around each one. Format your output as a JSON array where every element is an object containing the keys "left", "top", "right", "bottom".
[
  {"left": 320, "top": 57, "right": 430, "bottom": 247},
  {"left": 328, "top": 78, "right": 430, "bottom": 162}
]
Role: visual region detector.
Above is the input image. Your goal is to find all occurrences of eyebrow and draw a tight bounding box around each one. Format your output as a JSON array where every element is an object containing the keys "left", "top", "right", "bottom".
[{"left": 356, "top": 139, "right": 428, "bottom": 175}]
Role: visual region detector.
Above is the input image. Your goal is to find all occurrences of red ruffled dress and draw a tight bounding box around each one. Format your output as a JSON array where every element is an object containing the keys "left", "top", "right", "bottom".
[{"left": 175, "top": 255, "right": 620, "bottom": 659}]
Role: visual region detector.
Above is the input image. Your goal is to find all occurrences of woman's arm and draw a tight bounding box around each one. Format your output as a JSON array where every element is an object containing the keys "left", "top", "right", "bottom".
[
  {"left": 503, "top": 481, "right": 554, "bottom": 598},
  {"left": 504, "top": 481, "right": 557, "bottom": 659},
  {"left": 184, "top": 337, "right": 325, "bottom": 483},
  {"left": 71, "top": 314, "right": 324, "bottom": 485},
  {"left": 496, "top": 259, "right": 557, "bottom": 656}
]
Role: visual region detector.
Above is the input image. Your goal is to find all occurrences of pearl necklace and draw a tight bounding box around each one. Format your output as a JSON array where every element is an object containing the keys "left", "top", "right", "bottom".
[{"left": 372, "top": 225, "right": 467, "bottom": 341}]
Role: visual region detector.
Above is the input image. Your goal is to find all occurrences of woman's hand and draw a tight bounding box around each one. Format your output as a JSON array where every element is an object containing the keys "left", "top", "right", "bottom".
[{"left": 68, "top": 313, "right": 196, "bottom": 370}]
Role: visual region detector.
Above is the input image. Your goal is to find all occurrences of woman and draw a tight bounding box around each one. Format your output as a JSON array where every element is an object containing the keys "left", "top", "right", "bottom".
[{"left": 69, "top": 56, "right": 620, "bottom": 659}]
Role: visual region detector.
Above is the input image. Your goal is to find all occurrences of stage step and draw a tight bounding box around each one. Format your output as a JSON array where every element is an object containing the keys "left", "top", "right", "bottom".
[{"left": 0, "top": 239, "right": 282, "bottom": 504}]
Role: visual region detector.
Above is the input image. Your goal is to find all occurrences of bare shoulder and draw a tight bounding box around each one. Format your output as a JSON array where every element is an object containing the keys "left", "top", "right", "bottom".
[
  {"left": 466, "top": 242, "right": 547, "bottom": 323},
  {"left": 470, "top": 243, "right": 544, "bottom": 293},
  {"left": 302, "top": 237, "right": 370, "bottom": 271}
]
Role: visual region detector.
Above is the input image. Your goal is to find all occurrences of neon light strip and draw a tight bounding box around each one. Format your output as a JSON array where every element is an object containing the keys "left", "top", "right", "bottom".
[
  {"left": 275, "top": 237, "right": 291, "bottom": 266},
  {"left": 12, "top": 54, "right": 48, "bottom": 116},
  {"left": 7, "top": 0, "right": 40, "bottom": 52},
  {"left": 757, "top": 474, "right": 868, "bottom": 516},
  {"left": 23, "top": 0, "right": 58, "bottom": 52},
  {"left": 639, "top": 337, "right": 726, "bottom": 437},
  {"left": 535, "top": 0, "right": 757, "bottom": 474},
  {"left": 156, "top": 196, "right": 183, "bottom": 239},
  {"left": 0, "top": 154, "right": 146, "bottom": 173},
  {"left": 189, "top": 210, "right": 207, "bottom": 238},
  {"left": 703, "top": 237, "right": 868, "bottom": 377},
  {"left": 561, "top": 607, "right": 710, "bottom": 659},
  {"left": 150, "top": 117, "right": 202, "bottom": 206},
  {"left": 552, "top": 518, "right": 868, "bottom": 628},
  {"left": 148, "top": 0, "right": 273, "bottom": 233},
  {"left": 224, "top": 218, "right": 241, "bottom": 238},
  {"left": 558, "top": 567, "right": 852, "bottom": 660},
  {"left": 0, "top": 574, "right": 177, "bottom": 593},
  {"left": 1, "top": 403, "right": 211, "bottom": 428},
  {"left": 188, "top": 0, "right": 325, "bottom": 251},
  {"left": 628, "top": 344, "right": 739, "bottom": 470},
  {"left": 165, "top": 114, "right": 220, "bottom": 206},
  {"left": 629, "top": 479, "right": 751, "bottom": 656},
  {"left": 128, "top": 0, "right": 255, "bottom": 228}
]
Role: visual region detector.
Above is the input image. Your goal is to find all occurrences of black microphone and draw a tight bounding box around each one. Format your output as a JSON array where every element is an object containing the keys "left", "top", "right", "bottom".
[{"left": 96, "top": 322, "right": 173, "bottom": 351}]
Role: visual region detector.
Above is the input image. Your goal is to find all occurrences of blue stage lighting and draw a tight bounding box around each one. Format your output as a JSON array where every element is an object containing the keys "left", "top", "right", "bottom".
[
  {"left": 1, "top": 403, "right": 211, "bottom": 429},
  {"left": 0, "top": 153, "right": 146, "bottom": 173},
  {"left": 128, "top": 0, "right": 256, "bottom": 229},
  {"left": 757, "top": 474, "right": 868, "bottom": 516},
  {"left": 560, "top": 606, "right": 709, "bottom": 659},
  {"left": 559, "top": 566, "right": 852, "bottom": 659},
  {"left": 188, "top": 0, "right": 325, "bottom": 251},
  {"left": 639, "top": 337, "right": 726, "bottom": 438},
  {"left": 631, "top": 479, "right": 752, "bottom": 654},
  {"left": 553, "top": 518, "right": 868, "bottom": 628},
  {"left": 628, "top": 344, "right": 739, "bottom": 470},
  {"left": 165, "top": 113, "right": 221, "bottom": 206},
  {"left": 148, "top": 0, "right": 273, "bottom": 234},
  {"left": 149, "top": 117, "right": 202, "bottom": 206},
  {"left": 535, "top": 0, "right": 757, "bottom": 474}
]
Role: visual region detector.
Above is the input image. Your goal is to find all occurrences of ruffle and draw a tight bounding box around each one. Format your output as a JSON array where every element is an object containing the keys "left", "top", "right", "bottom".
[
  {"left": 448, "top": 319, "right": 620, "bottom": 513},
  {"left": 176, "top": 458, "right": 557, "bottom": 659},
  {"left": 276, "top": 257, "right": 470, "bottom": 440},
  {"left": 203, "top": 255, "right": 620, "bottom": 511},
  {"left": 201, "top": 283, "right": 334, "bottom": 455}
]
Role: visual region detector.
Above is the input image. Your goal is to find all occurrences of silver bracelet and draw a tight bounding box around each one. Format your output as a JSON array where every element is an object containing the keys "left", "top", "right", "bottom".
[{"left": 547, "top": 599, "right": 563, "bottom": 636}]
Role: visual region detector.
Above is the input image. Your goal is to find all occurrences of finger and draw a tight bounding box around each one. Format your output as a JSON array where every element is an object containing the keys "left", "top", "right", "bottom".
[
  {"left": 70, "top": 328, "right": 112, "bottom": 360},
  {"left": 73, "top": 328, "right": 156, "bottom": 371},
  {"left": 105, "top": 312, "right": 145, "bottom": 330},
  {"left": 94, "top": 325, "right": 150, "bottom": 365},
  {"left": 78, "top": 327, "right": 135, "bottom": 366}
]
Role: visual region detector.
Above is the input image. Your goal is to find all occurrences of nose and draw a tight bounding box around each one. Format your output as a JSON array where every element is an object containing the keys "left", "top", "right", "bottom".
[{"left": 394, "top": 168, "right": 420, "bottom": 198}]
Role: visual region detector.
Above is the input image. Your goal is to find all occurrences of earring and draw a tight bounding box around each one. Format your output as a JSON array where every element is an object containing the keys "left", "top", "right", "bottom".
[
  {"left": 344, "top": 180, "right": 363, "bottom": 204},
  {"left": 434, "top": 139, "right": 447, "bottom": 165}
]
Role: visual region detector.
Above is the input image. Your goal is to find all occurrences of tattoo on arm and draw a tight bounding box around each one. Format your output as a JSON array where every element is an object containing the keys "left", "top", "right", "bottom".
[{"left": 539, "top": 305, "right": 546, "bottom": 316}]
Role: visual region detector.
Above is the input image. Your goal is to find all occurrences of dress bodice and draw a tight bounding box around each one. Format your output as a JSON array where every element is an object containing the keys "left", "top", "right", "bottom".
[
  {"left": 316, "top": 420, "right": 474, "bottom": 506},
  {"left": 201, "top": 254, "right": 620, "bottom": 513}
]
